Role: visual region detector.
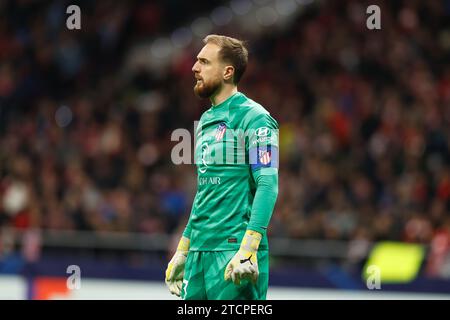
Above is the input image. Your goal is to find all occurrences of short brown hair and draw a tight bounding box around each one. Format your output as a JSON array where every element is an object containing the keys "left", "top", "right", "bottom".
[{"left": 203, "top": 34, "right": 248, "bottom": 84}]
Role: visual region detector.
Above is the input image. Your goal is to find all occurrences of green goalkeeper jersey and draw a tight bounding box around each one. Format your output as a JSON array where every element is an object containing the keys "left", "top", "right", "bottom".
[{"left": 183, "top": 92, "right": 279, "bottom": 251}]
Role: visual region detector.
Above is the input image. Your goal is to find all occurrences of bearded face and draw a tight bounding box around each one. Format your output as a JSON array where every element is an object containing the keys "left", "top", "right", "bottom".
[
  {"left": 193, "top": 74, "right": 222, "bottom": 98},
  {"left": 192, "top": 43, "right": 227, "bottom": 99}
]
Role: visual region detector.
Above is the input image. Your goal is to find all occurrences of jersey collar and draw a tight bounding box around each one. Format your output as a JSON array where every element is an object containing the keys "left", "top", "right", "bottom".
[{"left": 211, "top": 91, "right": 241, "bottom": 109}]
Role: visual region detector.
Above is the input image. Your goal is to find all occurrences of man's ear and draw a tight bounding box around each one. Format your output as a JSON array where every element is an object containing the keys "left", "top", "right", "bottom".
[{"left": 223, "top": 65, "right": 235, "bottom": 82}]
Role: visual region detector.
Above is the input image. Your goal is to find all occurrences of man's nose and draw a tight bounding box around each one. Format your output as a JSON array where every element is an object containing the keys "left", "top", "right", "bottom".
[{"left": 192, "top": 62, "right": 199, "bottom": 73}]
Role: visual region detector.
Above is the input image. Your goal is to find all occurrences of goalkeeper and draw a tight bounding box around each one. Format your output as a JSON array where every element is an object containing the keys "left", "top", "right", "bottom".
[{"left": 165, "top": 35, "right": 279, "bottom": 300}]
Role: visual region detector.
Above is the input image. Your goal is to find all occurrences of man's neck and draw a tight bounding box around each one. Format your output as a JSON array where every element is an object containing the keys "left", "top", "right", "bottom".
[{"left": 210, "top": 85, "right": 238, "bottom": 106}]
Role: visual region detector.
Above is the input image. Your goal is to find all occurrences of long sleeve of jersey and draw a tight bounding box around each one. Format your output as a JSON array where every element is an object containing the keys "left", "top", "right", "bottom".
[
  {"left": 247, "top": 168, "right": 278, "bottom": 236},
  {"left": 245, "top": 111, "right": 279, "bottom": 237},
  {"left": 182, "top": 192, "right": 197, "bottom": 239},
  {"left": 182, "top": 217, "right": 192, "bottom": 239}
]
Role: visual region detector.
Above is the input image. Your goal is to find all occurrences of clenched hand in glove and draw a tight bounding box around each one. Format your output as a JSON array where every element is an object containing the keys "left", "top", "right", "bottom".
[
  {"left": 165, "top": 236, "right": 190, "bottom": 296},
  {"left": 224, "top": 230, "right": 262, "bottom": 285}
]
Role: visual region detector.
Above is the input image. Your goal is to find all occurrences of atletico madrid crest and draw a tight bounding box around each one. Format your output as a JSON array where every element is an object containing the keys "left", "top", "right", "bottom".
[
  {"left": 215, "top": 122, "right": 227, "bottom": 141},
  {"left": 259, "top": 150, "right": 271, "bottom": 165}
]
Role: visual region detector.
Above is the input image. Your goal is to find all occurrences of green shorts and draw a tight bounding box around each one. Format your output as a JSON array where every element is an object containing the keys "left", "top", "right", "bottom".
[{"left": 181, "top": 250, "right": 269, "bottom": 300}]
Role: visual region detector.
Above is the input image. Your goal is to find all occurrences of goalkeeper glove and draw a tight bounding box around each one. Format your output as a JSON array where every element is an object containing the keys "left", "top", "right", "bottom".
[
  {"left": 224, "top": 230, "right": 262, "bottom": 285},
  {"left": 165, "top": 236, "right": 190, "bottom": 297}
]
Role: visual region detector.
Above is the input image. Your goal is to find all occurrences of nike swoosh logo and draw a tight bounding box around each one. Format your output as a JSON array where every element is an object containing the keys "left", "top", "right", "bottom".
[{"left": 240, "top": 254, "right": 253, "bottom": 265}]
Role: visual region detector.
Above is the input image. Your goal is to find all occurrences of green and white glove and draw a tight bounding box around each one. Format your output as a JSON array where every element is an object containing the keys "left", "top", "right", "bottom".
[
  {"left": 165, "top": 236, "right": 190, "bottom": 296},
  {"left": 224, "top": 230, "right": 262, "bottom": 285}
]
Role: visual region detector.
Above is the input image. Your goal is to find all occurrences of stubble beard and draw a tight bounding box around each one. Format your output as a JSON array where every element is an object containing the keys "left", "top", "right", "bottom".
[{"left": 194, "top": 77, "right": 222, "bottom": 99}]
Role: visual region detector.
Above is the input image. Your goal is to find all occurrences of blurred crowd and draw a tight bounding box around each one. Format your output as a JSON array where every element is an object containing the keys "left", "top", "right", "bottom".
[{"left": 1, "top": 0, "right": 450, "bottom": 261}]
